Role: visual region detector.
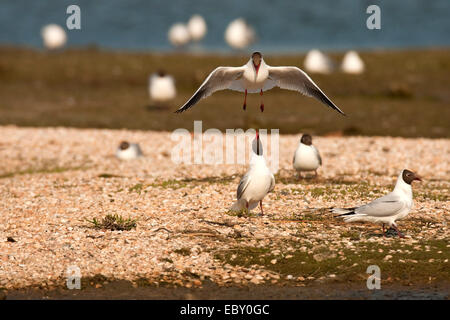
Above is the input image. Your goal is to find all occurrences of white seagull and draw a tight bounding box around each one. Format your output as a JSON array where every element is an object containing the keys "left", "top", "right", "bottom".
[
  {"left": 224, "top": 18, "right": 255, "bottom": 50},
  {"left": 303, "top": 49, "right": 334, "bottom": 74},
  {"left": 41, "top": 24, "right": 67, "bottom": 50},
  {"left": 187, "top": 15, "right": 207, "bottom": 42},
  {"left": 175, "top": 52, "right": 344, "bottom": 114},
  {"left": 231, "top": 130, "right": 275, "bottom": 215},
  {"left": 115, "top": 141, "right": 143, "bottom": 160},
  {"left": 332, "top": 169, "right": 422, "bottom": 238},
  {"left": 293, "top": 133, "right": 322, "bottom": 178},
  {"left": 168, "top": 23, "right": 191, "bottom": 48},
  {"left": 341, "top": 50, "right": 365, "bottom": 74},
  {"left": 149, "top": 70, "right": 177, "bottom": 105}
]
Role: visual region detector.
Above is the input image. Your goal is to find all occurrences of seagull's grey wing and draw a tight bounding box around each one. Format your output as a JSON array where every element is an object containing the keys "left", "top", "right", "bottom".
[
  {"left": 267, "top": 66, "right": 345, "bottom": 115},
  {"left": 175, "top": 66, "right": 245, "bottom": 113},
  {"left": 355, "top": 193, "right": 405, "bottom": 217},
  {"left": 269, "top": 174, "right": 275, "bottom": 192},
  {"left": 134, "top": 144, "right": 143, "bottom": 156},
  {"left": 237, "top": 171, "right": 251, "bottom": 200},
  {"left": 313, "top": 145, "right": 322, "bottom": 165}
]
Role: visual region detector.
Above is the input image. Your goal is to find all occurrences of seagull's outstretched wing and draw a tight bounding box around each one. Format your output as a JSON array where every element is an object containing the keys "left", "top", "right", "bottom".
[
  {"left": 267, "top": 66, "right": 345, "bottom": 115},
  {"left": 175, "top": 66, "right": 245, "bottom": 113}
]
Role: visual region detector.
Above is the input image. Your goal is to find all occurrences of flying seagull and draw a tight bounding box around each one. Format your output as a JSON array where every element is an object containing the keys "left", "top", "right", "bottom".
[
  {"left": 175, "top": 52, "right": 345, "bottom": 114},
  {"left": 332, "top": 169, "right": 422, "bottom": 238},
  {"left": 231, "top": 130, "right": 275, "bottom": 215},
  {"left": 293, "top": 133, "right": 322, "bottom": 178}
]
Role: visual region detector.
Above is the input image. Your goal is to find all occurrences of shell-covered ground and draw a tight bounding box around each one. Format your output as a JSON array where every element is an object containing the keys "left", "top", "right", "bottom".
[{"left": 0, "top": 126, "right": 448, "bottom": 294}]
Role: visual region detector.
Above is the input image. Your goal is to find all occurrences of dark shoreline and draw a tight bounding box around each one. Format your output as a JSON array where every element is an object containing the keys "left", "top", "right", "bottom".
[{"left": 3, "top": 280, "right": 449, "bottom": 300}]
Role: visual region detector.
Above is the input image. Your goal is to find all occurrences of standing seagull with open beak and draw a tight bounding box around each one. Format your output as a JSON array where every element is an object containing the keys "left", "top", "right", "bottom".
[
  {"left": 231, "top": 130, "right": 275, "bottom": 215},
  {"left": 175, "top": 52, "right": 345, "bottom": 115}
]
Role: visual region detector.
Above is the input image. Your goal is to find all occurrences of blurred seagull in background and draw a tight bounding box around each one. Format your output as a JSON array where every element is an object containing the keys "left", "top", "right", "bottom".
[
  {"left": 187, "top": 15, "right": 207, "bottom": 42},
  {"left": 293, "top": 133, "right": 322, "bottom": 178},
  {"left": 332, "top": 169, "right": 422, "bottom": 238},
  {"left": 175, "top": 51, "right": 345, "bottom": 115},
  {"left": 303, "top": 49, "right": 334, "bottom": 74},
  {"left": 341, "top": 51, "right": 365, "bottom": 74},
  {"left": 225, "top": 18, "right": 255, "bottom": 50},
  {"left": 149, "top": 70, "right": 176, "bottom": 106},
  {"left": 41, "top": 24, "right": 67, "bottom": 50},
  {"left": 115, "top": 141, "right": 143, "bottom": 160},
  {"left": 168, "top": 23, "right": 191, "bottom": 48},
  {"left": 231, "top": 130, "right": 275, "bottom": 215}
]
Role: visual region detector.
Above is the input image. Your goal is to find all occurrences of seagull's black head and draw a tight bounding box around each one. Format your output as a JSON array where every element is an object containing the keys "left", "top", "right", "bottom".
[
  {"left": 300, "top": 134, "right": 312, "bottom": 146},
  {"left": 156, "top": 69, "right": 166, "bottom": 77},
  {"left": 402, "top": 169, "right": 422, "bottom": 185},
  {"left": 252, "top": 51, "right": 262, "bottom": 68},
  {"left": 119, "top": 141, "right": 130, "bottom": 150}
]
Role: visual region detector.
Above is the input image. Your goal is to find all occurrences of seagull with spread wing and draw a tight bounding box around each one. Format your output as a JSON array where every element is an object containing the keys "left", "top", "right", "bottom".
[{"left": 175, "top": 51, "right": 345, "bottom": 114}]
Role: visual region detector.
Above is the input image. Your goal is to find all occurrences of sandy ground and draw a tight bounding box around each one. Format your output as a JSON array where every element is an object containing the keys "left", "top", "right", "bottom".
[{"left": 0, "top": 125, "right": 448, "bottom": 295}]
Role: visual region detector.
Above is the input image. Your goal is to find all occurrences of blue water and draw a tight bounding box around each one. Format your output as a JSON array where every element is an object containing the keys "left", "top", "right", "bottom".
[{"left": 0, "top": 0, "right": 449, "bottom": 52}]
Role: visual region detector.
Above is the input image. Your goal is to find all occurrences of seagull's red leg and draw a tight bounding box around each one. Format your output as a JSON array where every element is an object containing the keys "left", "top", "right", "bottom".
[
  {"left": 260, "top": 89, "right": 264, "bottom": 112},
  {"left": 392, "top": 225, "right": 405, "bottom": 238},
  {"left": 259, "top": 200, "right": 264, "bottom": 215},
  {"left": 246, "top": 202, "right": 249, "bottom": 215},
  {"left": 382, "top": 223, "right": 385, "bottom": 237},
  {"left": 243, "top": 89, "right": 247, "bottom": 110}
]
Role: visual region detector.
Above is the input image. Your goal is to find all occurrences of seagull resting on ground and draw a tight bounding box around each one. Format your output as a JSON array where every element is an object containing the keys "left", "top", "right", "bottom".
[
  {"left": 115, "top": 141, "right": 143, "bottom": 160},
  {"left": 175, "top": 52, "right": 345, "bottom": 115},
  {"left": 149, "top": 70, "right": 176, "bottom": 105},
  {"left": 293, "top": 133, "right": 322, "bottom": 178},
  {"left": 332, "top": 169, "right": 422, "bottom": 238}
]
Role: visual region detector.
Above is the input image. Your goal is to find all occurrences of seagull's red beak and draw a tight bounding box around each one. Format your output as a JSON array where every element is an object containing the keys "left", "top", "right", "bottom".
[
  {"left": 256, "top": 129, "right": 260, "bottom": 154},
  {"left": 253, "top": 62, "right": 260, "bottom": 76},
  {"left": 414, "top": 174, "right": 422, "bottom": 182}
]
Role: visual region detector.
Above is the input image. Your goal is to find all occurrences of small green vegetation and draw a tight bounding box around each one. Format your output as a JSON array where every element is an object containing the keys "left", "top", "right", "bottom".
[
  {"left": 418, "top": 192, "right": 448, "bottom": 202},
  {"left": 215, "top": 240, "right": 449, "bottom": 285},
  {"left": 128, "top": 183, "right": 144, "bottom": 194},
  {"left": 88, "top": 214, "right": 137, "bottom": 231},
  {"left": 310, "top": 187, "right": 325, "bottom": 198},
  {"left": 148, "top": 176, "right": 235, "bottom": 190},
  {"left": 181, "top": 175, "right": 235, "bottom": 185},
  {"left": 0, "top": 165, "right": 89, "bottom": 179},
  {"left": 149, "top": 179, "right": 187, "bottom": 189},
  {"left": 98, "top": 173, "right": 123, "bottom": 178},
  {"left": 340, "top": 230, "right": 361, "bottom": 240},
  {"left": 174, "top": 248, "right": 191, "bottom": 256}
]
